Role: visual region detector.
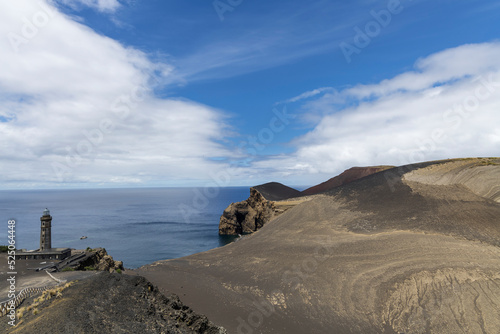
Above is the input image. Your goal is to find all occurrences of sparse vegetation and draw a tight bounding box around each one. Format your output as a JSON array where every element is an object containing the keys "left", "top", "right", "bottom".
[
  {"left": 476, "top": 158, "right": 499, "bottom": 166},
  {"left": 0, "top": 245, "right": 12, "bottom": 252},
  {"left": 116, "top": 268, "right": 122, "bottom": 274},
  {"left": 86, "top": 247, "right": 95, "bottom": 252},
  {"left": 62, "top": 267, "right": 75, "bottom": 272},
  {"left": 14, "top": 282, "right": 75, "bottom": 324},
  {"left": 84, "top": 266, "right": 96, "bottom": 271}
]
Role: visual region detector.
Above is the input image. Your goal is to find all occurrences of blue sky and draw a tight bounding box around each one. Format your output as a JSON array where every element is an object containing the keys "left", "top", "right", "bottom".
[{"left": 1, "top": 0, "right": 500, "bottom": 189}]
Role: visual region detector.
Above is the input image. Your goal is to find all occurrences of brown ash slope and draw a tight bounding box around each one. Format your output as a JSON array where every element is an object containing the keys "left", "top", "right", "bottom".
[
  {"left": 253, "top": 182, "right": 302, "bottom": 201},
  {"left": 301, "top": 165, "right": 393, "bottom": 196},
  {"left": 138, "top": 158, "right": 500, "bottom": 334}
]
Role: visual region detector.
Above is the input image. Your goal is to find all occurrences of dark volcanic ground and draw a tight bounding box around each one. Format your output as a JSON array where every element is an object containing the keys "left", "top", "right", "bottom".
[
  {"left": 301, "top": 165, "right": 393, "bottom": 196},
  {"left": 253, "top": 182, "right": 302, "bottom": 201},
  {"left": 2, "top": 272, "right": 226, "bottom": 334}
]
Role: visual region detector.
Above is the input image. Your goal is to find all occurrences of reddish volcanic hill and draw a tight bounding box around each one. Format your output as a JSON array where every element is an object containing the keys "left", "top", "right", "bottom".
[{"left": 301, "top": 166, "right": 393, "bottom": 196}]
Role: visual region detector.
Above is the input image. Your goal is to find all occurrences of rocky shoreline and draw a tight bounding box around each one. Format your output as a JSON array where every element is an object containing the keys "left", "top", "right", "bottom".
[{"left": 66, "top": 247, "right": 124, "bottom": 273}]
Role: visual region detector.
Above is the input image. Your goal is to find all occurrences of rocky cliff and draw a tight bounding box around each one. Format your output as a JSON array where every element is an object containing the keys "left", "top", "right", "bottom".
[
  {"left": 218, "top": 188, "right": 276, "bottom": 235},
  {"left": 71, "top": 248, "right": 124, "bottom": 273}
]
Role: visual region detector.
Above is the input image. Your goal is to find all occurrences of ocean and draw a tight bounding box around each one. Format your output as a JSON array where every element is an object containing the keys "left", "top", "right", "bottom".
[{"left": 0, "top": 187, "right": 250, "bottom": 268}]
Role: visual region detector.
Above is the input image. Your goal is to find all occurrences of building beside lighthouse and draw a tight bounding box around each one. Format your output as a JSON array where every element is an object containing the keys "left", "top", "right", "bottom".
[{"left": 15, "top": 208, "right": 71, "bottom": 261}]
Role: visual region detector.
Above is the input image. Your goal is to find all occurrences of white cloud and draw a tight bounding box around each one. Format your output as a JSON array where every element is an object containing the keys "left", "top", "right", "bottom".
[
  {"left": 256, "top": 42, "right": 500, "bottom": 184},
  {"left": 345, "top": 43, "right": 500, "bottom": 99},
  {"left": 0, "top": 0, "right": 231, "bottom": 188}
]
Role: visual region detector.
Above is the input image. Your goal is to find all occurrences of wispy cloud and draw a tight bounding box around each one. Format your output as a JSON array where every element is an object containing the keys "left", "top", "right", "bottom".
[
  {"left": 157, "top": 0, "right": 432, "bottom": 89},
  {"left": 277, "top": 88, "right": 335, "bottom": 105},
  {"left": 165, "top": 2, "right": 382, "bottom": 85}
]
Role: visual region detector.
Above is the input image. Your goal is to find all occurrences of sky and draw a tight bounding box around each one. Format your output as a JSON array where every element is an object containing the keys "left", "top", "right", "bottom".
[{"left": 0, "top": 0, "right": 499, "bottom": 189}]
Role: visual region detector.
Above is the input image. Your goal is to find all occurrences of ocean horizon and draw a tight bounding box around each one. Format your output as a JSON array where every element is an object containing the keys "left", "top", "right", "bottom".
[{"left": 0, "top": 187, "right": 251, "bottom": 268}]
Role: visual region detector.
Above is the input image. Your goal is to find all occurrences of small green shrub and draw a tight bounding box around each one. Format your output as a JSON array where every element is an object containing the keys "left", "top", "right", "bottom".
[
  {"left": 116, "top": 268, "right": 122, "bottom": 274},
  {"left": 62, "top": 267, "right": 75, "bottom": 272},
  {"left": 84, "top": 266, "right": 95, "bottom": 271}
]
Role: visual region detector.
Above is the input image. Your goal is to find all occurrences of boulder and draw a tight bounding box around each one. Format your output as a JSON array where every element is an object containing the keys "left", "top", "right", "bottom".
[
  {"left": 219, "top": 188, "right": 276, "bottom": 235},
  {"left": 75, "top": 248, "right": 124, "bottom": 272}
]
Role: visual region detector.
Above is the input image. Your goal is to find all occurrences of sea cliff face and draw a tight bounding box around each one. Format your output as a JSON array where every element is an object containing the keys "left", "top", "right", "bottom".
[
  {"left": 69, "top": 248, "right": 124, "bottom": 273},
  {"left": 218, "top": 188, "right": 276, "bottom": 235}
]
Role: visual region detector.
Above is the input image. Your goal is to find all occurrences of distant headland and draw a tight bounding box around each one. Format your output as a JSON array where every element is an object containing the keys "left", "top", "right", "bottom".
[{"left": 219, "top": 165, "right": 393, "bottom": 235}]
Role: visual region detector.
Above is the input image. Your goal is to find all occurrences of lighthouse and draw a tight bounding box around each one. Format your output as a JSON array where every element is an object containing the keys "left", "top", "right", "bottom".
[
  {"left": 40, "top": 208, "right": 52, "bottom": 251},
  {"left": 15, "top": 208, "right": 71, "bottom": 261}
]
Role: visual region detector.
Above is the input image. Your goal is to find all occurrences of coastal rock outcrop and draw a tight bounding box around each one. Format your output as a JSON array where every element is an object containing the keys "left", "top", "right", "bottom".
[
  {"left": 218, "top": 188, "right": 276, "bottom": 235},
  {"left": 74, "top": 248, "right": 124, "bottom": 273}
]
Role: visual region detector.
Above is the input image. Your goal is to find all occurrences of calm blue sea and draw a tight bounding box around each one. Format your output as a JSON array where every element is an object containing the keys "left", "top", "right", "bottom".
[{"left": 0, "top": 187, "right": 250, "bottom": 268}]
